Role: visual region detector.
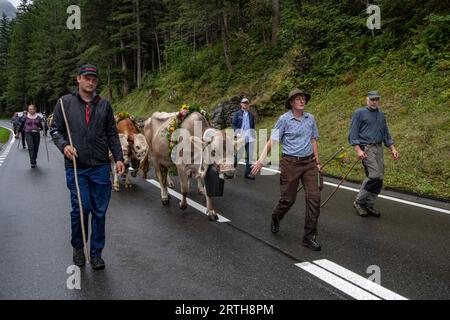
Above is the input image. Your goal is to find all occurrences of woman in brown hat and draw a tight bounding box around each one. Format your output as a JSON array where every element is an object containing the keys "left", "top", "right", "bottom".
[{"left": 251, "top": 89, "right": 323, "bottom": 251}]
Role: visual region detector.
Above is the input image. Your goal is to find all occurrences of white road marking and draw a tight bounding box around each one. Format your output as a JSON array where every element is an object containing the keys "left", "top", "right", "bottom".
[
  {"left": 313, "top": 259, "right": 408, "bottom": 300},
  {"left": 239, "top": 161, "right": 450, "bottom": 215},
  {"left": 0, "top": 126, "right": 15, "bottom": 165},
  {"left": 147, "top": 179, "right": 231, "bottom": 223},
  {"left": 296, "top": 262, "right": 381, "bottom": 300}
]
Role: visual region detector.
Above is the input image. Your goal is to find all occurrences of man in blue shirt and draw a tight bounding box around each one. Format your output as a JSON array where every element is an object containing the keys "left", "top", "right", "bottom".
[
  {"left": 232, "top": 98, "right": 256, "bottom": 179},
  {"left": 251, "top": 89, "right": 323, "bottom": 251},
  {"left": 348, "top": 90, "right": 399, "bottom": 217}
]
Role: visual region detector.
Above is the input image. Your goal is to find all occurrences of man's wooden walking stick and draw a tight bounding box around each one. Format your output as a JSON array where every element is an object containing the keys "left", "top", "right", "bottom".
[
  {"left": 320, "top": 145, "right": 373, "bottom": 208},
  {"left": 60, "top": 98, "right": 90, "bottom": 265}
]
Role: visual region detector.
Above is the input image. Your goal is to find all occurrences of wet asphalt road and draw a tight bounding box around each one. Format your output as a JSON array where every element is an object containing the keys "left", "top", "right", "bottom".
[{"left": 0, "top": 120, "right": 449, "bottom": 300}]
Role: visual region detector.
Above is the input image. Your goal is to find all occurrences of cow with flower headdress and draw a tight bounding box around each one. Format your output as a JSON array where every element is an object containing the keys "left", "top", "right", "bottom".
[{"left": 144, "top": 104, "right": 244, "bottom": 221}]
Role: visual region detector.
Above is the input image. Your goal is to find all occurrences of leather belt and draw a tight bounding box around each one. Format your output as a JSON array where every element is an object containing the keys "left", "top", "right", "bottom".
[{"left": 282, "top": 154, "right": 314, "bottom": 161}]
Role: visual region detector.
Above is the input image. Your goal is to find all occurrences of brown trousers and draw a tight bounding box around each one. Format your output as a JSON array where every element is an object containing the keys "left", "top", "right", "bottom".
[{"left": 272, "top": 155, "right": 321, "bottom": 240}]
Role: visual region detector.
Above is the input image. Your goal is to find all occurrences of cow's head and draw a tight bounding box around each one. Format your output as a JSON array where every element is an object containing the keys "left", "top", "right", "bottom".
[
  {"left": 132, "top": 133, "right": 148, "bottom": 162},
  {"left": 190, "top": 128, "right": 242, "bottom": 180}
]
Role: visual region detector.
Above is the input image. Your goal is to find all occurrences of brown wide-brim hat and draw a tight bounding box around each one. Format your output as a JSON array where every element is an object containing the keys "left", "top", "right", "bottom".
[{"left": 285, "top": 89, "right": 311, "bottom": 109}]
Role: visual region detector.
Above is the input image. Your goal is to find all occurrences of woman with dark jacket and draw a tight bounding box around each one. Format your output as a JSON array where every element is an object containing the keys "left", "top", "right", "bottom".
[{"left": 16, "top": 105, "right": 44, "bottom": 168}]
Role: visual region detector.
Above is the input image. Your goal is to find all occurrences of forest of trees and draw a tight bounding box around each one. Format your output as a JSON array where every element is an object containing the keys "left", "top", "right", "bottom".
[{"left": 0, "top": 0, "right": 448, "bottom": 116}]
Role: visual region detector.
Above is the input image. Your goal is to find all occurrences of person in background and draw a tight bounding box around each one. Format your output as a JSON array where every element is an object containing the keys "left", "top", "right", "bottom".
[
  {"left": 232, "top": 98, "right": 257, "bottom": 180},
  {"left": 16, "top": 105, "right": 44, "bottom": 168}
]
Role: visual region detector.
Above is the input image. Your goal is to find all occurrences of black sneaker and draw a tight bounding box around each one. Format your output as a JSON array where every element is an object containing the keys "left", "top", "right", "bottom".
[
  {"left": 271, "top": 215, "right": 280, "bottom": 234},
  {"left": 303, "top": 236, "right": 321, "bottom": 251},
  {"left": 353, "top": 201, "right": 368, "bottom": 217},
  {"left": 365, "top": 206, "right": 381, "bottom": 218},
  {"left": 73, "top": 248, "right": 85, "bottom": 267},
  {"left": 91, "top": 256, "right": 105, "bottom": 270}
]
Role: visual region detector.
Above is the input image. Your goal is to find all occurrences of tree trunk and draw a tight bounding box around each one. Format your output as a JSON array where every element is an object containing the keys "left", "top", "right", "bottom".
[
  {"left": 120, "top": 39, "right": 129, "bottom": 96},
  {"left": 107, "top": 65, "right": 112, "bottom": 102},
  {"left": 155, "top": 31, "right": 162, "bottom": 73},
  {"left": 219, "top": 0, "right": 233, "bottom": 73},
  {"left": 193, "top": 25, "right": 196, "bottom": 52},
  {"left": 238, "top": 0, "right": 245, "bottom": 31},
  {"left": 135, "top": 0, "right": 142, "bottom": 88},
  {"left": 271, "top": 0, "right": 279, "bottom": 46}
]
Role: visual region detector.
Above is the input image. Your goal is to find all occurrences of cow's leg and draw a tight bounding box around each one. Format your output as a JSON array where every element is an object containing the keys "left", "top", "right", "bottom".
[
  {"left": 167, "top": 175, "right": 175, "bottom": 189},
  {"left": 197, "top": 177, "right": 206, "bottom": 195},
  {"left": 125, "top": 169, "right": 133, "bottom": 188},
  {"left": 178, "top": 169, "right": 190, "bottom": 210},
  {"left": 112, "top": 162, "right": 120, "bottom": 192},
  {"left": 140, "top": 153, "right": 150, "bottom": 180},
  {"left": 206, "top": 196, "right": 219, "bottom": 221},
  {"left": 156, "top": 164, "right": 170, "bottom": 206}
]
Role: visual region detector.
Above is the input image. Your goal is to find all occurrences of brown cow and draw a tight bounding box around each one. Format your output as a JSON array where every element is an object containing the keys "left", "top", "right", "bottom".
[
  {"left": 113, "top": 117, "right": 149, "bottom": 190},
  {"left": 110, "top": 133, "right": 131, "bottom": 191},
  {"left": 144, "top": 111, "right": 240, "bottom": 220}
]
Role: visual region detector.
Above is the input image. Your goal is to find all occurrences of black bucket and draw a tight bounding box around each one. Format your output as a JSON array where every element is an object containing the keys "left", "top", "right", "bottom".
[{"left": 204, "top": 165, "right": 225, "bottom": 197}]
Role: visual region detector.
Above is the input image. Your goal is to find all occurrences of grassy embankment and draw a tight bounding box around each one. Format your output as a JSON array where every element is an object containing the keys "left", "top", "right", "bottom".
[{"left": 111, "top": 44, "right": 450, "bottom": 200}]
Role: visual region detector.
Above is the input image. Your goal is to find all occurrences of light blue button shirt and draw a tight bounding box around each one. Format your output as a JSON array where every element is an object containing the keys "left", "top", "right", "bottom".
[
  {"left": 241, "top": 111, "right": 255, "bottom": 143},
  {"left": 271, "top": 111, "right": 319, "bottom": 157}
]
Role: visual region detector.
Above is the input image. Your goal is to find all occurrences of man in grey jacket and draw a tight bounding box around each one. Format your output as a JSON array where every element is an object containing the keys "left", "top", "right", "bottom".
[{"left": 348, "top": 90, "right": 400, "bottom": 217}]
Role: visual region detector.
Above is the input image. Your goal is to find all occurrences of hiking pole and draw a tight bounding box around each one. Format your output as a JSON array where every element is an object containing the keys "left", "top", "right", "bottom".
[
  {"left": 297, "top": 146, "right": 345, "bottom": 193},
  {"left": 320, "top": 145, "right": 373, "bottom": 208},
  {"left": 60, "top": 98, "right": 90, "bottom": 265}
]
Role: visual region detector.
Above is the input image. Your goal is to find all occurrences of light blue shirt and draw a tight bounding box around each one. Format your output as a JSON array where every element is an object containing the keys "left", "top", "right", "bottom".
[
  {"left": 271, "top": 111, "right": 319, "bottom": 157},
  {"left": 241, "top": 111, "right": 255, "bottom": 143}
]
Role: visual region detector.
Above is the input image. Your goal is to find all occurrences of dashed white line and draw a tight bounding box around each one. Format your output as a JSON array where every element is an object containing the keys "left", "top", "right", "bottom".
[
  {"left": 239, "top": 161, "right": 450, "bottom": 215},
  {"left": 147, "top": 179, "right": 231, "bottom": 223},
  {"left": 296, "top": 262, "right": 381, "bottom": 300},
  {"left": 313, "top": 259, "right": 408, "bottom": 300}
]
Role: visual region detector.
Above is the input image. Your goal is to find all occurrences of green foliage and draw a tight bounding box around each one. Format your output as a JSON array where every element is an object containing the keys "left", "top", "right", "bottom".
[
  {"left": 0, "top": 126, "right": 9, "bottom": 144},
  {"left": 0, "top": 0, "right": 448, "bottom": 198}
]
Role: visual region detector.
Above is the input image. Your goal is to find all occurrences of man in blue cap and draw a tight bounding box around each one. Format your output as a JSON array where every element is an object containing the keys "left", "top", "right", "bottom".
[
  {"left": 51, "top": 64, "right": 125, "bottom": 270},
  {"left": 232, "top": 98, "right": 257, "bottom": 179},
  {"left": 348, "top": 90, "right": 400, "bottom": 218}
]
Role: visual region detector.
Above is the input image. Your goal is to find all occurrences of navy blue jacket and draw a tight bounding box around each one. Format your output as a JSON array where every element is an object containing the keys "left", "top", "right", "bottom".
[{"left": 232, "top": 109, "right": 255, "bottom": 132}]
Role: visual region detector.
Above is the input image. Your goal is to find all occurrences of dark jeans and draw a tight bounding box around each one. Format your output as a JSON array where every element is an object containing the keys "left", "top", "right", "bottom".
[
  {"left": 21, "top": 131, "right": 26, "bottom": 148},
  {"left": 272, "top": 155, "right": 321, "bottom": 240},
  {"left": 25, "top": 132, "right": 40, "bottom": 165},
  {"left": 66, "top": 164, "right": 112, "bottom": 258},
  {"left": 234, "top": 141, "right": 255, "bottom": 177}
]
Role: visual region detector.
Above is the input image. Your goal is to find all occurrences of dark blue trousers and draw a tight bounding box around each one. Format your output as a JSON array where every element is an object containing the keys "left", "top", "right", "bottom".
[
  {"left": 234, "top": 141, "right": 255, "bottom": 177},
  {"left": 66, "top": 164, "right": 111, "bottom": 257}
]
